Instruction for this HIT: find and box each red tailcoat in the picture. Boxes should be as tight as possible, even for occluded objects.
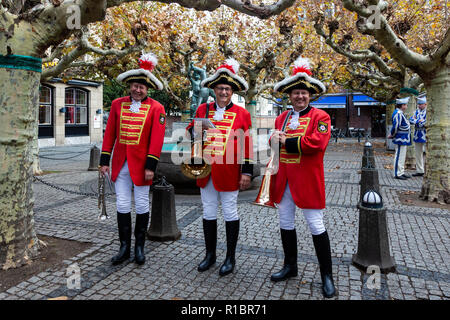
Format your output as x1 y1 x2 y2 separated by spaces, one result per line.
101 96 166 186
271 106 331 209
186 102 253 192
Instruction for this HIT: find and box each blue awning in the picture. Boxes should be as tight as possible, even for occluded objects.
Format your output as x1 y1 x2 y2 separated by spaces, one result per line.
310 95 346 109
352 94 384 106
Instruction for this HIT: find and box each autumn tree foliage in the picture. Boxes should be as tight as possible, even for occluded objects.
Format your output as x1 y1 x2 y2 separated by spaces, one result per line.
39 2 351 122
302 0 450 203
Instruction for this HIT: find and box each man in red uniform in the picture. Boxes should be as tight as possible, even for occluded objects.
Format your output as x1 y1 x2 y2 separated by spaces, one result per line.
270 57 335 298
186 58 253 276
100 53 166 266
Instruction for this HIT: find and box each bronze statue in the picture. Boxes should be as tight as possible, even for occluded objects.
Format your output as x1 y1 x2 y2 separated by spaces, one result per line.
188 62 216 118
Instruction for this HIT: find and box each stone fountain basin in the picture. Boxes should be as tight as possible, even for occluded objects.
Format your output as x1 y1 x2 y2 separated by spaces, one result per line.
157 139 268 194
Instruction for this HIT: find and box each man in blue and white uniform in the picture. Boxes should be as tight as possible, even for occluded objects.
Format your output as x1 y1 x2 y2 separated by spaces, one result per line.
409 96 427 177
388 97 412 180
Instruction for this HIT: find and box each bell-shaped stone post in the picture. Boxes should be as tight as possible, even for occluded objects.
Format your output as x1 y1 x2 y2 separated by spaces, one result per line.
147 176 181 241
352 189 396 273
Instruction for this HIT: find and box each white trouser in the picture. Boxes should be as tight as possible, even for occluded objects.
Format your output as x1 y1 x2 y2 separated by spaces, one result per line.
414 142 425 174
200 178 239 222
394 144 407 177
278 184 326 235
115 161 150 214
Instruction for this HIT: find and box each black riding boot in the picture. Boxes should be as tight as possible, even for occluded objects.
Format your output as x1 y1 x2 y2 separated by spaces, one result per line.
198 219 217 272
134 212 150 265
312 230 336 298
219 219 239 276
111 212 131 265
271 228 298 282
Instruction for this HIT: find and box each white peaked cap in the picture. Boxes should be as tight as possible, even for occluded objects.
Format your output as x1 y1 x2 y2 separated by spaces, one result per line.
396 97 410 105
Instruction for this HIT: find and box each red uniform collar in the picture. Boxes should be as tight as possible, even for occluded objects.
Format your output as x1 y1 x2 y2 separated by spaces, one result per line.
291 105 311 117
127 96 150 103
214 101 234 111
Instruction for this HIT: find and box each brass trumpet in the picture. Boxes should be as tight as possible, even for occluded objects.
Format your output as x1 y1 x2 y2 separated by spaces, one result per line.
97 169 110 220
253 110 292 209
180 121 212 179
252 148 278 208
180 137 211 179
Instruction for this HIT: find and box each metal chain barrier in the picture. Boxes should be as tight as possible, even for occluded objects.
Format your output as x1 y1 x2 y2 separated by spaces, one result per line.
38 148 92 160
33 175 115 197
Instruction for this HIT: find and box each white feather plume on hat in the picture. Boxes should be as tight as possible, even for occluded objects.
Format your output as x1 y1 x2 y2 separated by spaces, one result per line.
274 56 325 94
138 53 158 71
224 58 240 74
116 52 163 90
201 57 248 92
292 57 312 74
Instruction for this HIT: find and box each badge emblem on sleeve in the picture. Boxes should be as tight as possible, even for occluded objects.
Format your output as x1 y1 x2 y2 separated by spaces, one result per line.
318 121 328 133
159 113 166 125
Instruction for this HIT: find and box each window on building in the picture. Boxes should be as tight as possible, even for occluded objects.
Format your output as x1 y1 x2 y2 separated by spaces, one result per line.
39 86 52 125
65 88 88 125
268 110 271 116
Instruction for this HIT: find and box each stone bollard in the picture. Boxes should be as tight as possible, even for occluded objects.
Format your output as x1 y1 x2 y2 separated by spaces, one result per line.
352 190 396 273
361 141 376 169
88 145 100 171
360 141 380 202
147 176 181 241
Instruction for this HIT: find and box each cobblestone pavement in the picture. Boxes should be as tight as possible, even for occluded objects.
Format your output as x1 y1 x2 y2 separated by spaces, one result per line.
1 139 449 302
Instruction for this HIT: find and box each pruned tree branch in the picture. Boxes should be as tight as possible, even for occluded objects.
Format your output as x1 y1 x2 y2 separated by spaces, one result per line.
347 63 400 90
219 25 290 103
5 0 107 56
408 75 423 89
260 94 279 105
106 0 296 19
153 67 185 107
41 25 146 81
341 0 435 73
431 26 450 62
6 0 295 57
107 0 220 11
336 75 399 102
223 0 296 19
256 82 276 95
314 14 404 81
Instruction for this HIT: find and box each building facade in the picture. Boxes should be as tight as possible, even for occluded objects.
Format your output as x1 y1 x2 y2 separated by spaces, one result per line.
38 79 104 147
267 92 386 138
